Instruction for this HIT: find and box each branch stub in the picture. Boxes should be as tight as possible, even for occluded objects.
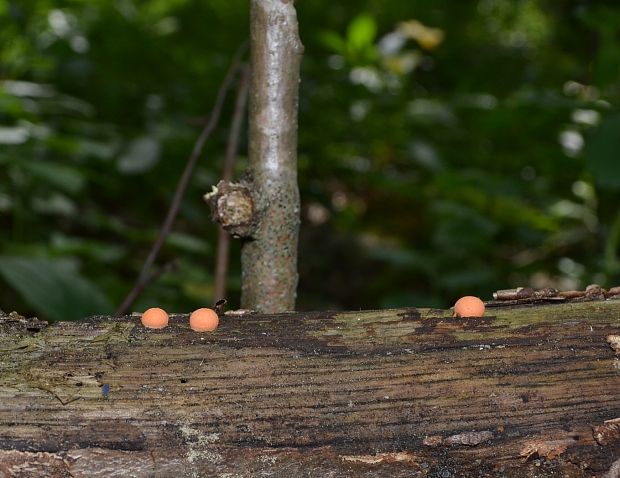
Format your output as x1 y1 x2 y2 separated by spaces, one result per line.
204 180 256 238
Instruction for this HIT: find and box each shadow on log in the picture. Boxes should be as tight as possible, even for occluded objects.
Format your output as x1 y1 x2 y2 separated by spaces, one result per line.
0 301 619 477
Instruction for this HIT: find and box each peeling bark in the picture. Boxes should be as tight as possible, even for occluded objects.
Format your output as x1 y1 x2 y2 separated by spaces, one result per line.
241 0 303 312
1 301 619 477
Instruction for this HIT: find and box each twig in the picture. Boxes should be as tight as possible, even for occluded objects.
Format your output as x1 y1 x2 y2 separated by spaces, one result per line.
214 64 250 302
116 43 248 316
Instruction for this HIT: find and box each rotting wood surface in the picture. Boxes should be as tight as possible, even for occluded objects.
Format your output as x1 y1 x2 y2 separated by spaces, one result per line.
0 301 619 478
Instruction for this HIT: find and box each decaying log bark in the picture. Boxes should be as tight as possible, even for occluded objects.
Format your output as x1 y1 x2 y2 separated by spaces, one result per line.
1 301 619 477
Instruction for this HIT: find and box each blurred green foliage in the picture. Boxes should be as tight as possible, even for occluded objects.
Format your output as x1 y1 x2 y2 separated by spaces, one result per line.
1 0 619 320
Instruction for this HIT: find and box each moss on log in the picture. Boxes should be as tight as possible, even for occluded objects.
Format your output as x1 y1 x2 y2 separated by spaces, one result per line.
0 301 619 477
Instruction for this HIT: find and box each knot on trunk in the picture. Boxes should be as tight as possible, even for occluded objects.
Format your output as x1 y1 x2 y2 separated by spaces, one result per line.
204 180 256 238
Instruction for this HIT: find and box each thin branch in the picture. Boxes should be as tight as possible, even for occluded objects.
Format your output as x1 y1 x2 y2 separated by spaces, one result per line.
242 0 302 312
116 43 248 316
117 258 175 311
214 64 250 301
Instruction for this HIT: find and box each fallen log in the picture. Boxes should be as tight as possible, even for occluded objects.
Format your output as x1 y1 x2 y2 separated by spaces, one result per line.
0 300 619 477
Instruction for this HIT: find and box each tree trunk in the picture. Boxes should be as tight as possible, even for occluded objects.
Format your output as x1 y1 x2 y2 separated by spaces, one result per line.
1 300 619 477
241 0 303 313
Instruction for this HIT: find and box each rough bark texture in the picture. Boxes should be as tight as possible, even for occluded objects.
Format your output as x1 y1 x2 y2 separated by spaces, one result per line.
1 301 619 477
241 0 303 313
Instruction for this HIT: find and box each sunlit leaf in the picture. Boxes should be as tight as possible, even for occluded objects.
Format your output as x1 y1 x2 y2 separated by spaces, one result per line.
347 14 377 52
117 136 160 174
0 80 55 98
407 99 457 126
54 94 95 116
31 193 78 217
382 51 422 75
77 139 118 160
408 140 443 172
0 256 113 321
397 20 444 50
0 125 29 144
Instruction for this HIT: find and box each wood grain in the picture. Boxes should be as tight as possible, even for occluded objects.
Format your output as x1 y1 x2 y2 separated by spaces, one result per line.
0 301 619 477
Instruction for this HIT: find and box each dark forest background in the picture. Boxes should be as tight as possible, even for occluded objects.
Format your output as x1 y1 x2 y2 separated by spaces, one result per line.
1 0 619 321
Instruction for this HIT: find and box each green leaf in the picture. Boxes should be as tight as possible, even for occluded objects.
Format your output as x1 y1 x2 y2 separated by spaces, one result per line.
77 139 118 160
50 233 125 262
31 192 78 217
0 80 55 98
585 113 620 190
117 136 160 174
347 14 377 52
0 256 113 321
319 31 347 54
22 161 86 194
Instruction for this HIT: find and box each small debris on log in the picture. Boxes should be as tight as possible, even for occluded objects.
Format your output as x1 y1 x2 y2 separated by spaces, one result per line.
519 439 574 461
493 287 535 300
443 430 494 446
608 286 620 297
586 283 606 299
422 435 444 447
340 451 419 465
489 283 620 306
592 420 620 446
